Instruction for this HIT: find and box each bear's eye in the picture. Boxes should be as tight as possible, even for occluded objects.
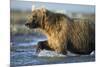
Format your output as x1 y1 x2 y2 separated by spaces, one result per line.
33 16 37 19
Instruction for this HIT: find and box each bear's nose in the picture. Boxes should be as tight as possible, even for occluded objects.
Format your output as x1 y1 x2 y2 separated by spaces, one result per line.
25 23 29 26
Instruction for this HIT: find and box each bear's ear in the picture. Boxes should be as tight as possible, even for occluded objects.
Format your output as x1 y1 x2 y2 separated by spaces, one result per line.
41 7 46 13
38 5 46 13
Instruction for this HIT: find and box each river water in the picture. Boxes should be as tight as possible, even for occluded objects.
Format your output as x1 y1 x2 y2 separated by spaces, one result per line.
10 35 95 67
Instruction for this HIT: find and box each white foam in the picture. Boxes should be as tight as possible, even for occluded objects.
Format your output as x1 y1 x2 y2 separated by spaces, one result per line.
90 51 95 55
37 50 91 57
38 50 66 57
67 51 79 56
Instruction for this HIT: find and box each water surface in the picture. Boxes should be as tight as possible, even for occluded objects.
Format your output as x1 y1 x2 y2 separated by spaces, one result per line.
10 35 95 66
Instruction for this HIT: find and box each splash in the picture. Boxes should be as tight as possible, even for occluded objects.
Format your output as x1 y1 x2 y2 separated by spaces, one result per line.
38 50 66 57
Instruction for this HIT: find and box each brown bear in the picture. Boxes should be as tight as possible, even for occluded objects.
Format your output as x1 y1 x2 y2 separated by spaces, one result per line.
25 8 95 55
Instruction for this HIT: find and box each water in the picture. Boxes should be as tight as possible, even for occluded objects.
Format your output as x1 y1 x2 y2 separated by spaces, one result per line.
10 35 95 66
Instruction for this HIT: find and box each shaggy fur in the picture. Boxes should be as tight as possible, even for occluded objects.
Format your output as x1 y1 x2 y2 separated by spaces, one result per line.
25 8 95 55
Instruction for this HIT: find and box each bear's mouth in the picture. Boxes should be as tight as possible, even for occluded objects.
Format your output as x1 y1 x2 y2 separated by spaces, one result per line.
25 22 39 29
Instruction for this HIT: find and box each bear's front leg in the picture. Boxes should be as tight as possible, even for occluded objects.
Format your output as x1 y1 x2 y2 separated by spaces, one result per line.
36 40 52 53
55 47 67 55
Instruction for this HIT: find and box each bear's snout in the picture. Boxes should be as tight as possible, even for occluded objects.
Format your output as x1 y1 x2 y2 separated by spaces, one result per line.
25 22 40 29
25 23 33 28
25 23 29 26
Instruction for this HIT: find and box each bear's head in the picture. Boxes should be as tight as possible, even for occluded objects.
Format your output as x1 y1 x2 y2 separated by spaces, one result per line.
25 8 47 29
25 8 67 35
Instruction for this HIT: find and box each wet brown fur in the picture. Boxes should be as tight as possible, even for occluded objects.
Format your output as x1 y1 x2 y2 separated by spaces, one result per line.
25 8 95 55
